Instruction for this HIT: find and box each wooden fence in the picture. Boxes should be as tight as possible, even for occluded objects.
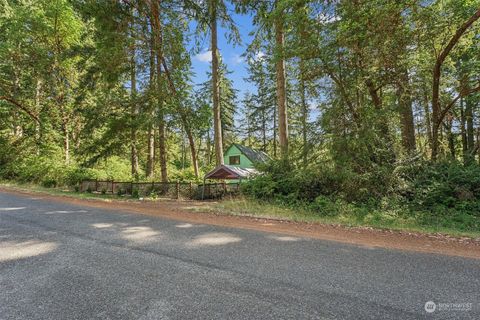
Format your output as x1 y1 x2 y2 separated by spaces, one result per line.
79 179 240 200
195 182 241 200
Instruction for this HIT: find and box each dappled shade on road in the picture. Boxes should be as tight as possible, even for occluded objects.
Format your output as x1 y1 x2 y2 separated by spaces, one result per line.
0 240 57 262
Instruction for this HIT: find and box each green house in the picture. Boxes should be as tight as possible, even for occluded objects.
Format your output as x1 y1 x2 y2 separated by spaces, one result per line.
204 144 270 181
223 144 270 169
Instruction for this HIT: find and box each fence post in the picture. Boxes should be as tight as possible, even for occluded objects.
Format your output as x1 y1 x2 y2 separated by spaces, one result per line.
176 181 180 199
95 179 99 192
130 181 133 195
111 180 114 194
189 182 192 197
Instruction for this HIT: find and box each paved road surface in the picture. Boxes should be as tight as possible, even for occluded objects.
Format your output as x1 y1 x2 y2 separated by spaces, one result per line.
0 191 479 319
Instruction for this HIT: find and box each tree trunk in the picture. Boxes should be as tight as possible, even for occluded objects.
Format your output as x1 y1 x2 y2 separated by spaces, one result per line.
206 128 212 165
274 8 289 159
273 104 277 158
365 79 389 137
146 23 155 178
465 96 475 164
161 73 199 179
477 128 480 165
423 91 433 152
262 107 267 151
397 71 416 154
157 116 168 182
187 130 199 177
34 78 42 152
151 1 168 182
146 126 155 178
259 70 267 152
62 116 70 165
431 8 480 161
460 97 468 163
446 114 455 159
210 0 224 166
300 59 308 167
157 50 199 178
365 78 395 164
129 18 139 178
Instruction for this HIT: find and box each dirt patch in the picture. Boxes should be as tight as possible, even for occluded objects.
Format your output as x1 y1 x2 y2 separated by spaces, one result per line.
2 186 480 259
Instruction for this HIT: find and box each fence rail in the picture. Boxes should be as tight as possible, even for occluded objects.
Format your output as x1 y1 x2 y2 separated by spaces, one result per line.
79 179 240 200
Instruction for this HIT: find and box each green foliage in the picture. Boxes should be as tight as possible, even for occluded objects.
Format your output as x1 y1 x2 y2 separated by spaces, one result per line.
243 160 396 203
243 159 480 233
1 148 72 187
399 161 480 215
0 148 134 187
169 167 202 183
42 179 58 188
90 157 133 181
131 188 139 199
198 59 238 146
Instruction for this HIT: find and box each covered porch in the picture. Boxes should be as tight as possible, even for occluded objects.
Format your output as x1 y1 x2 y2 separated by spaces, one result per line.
201 165 258 199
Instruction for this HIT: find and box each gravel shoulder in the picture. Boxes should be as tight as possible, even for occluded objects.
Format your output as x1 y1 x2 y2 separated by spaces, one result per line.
1 186 479 259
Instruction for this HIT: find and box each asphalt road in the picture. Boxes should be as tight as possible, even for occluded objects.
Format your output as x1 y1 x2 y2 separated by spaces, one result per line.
0 191 479 320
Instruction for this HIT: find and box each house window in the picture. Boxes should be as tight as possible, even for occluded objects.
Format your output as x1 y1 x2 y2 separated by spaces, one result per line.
229 155 240 165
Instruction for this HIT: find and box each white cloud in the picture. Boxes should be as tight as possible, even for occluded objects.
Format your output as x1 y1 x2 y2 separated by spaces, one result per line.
247 51 266 65
230 53 244 65
194 50 212 63
255 51 266 61
317 12 340 24
308 101 317 111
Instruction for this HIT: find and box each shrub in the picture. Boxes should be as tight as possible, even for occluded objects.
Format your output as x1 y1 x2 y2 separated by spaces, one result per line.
398 161 480 215
309 196 340 216
93 156 134 181
132 188 140 198
42 179 57 188
169 167 203 183
243 160 396 204
65 167 97 186
243 159 480 224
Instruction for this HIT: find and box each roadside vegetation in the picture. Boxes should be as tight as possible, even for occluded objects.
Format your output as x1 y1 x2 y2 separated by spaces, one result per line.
3 159 480 238
218 161 480 238
205 198 480 239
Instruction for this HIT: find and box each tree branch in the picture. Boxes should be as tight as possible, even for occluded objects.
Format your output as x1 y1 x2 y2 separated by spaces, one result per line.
0 96 40 124
432 8 480 126
160 57 178 96
438 83 480 129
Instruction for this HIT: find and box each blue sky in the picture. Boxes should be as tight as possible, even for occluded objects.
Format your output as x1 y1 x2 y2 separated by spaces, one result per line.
188 8 256 100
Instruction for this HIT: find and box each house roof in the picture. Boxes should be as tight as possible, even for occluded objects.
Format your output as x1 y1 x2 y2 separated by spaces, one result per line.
205 165 258 180
229 144 270 164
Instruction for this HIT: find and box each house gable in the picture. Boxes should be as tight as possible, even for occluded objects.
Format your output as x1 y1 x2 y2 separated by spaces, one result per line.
224 144 254 168
223 144 271 168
